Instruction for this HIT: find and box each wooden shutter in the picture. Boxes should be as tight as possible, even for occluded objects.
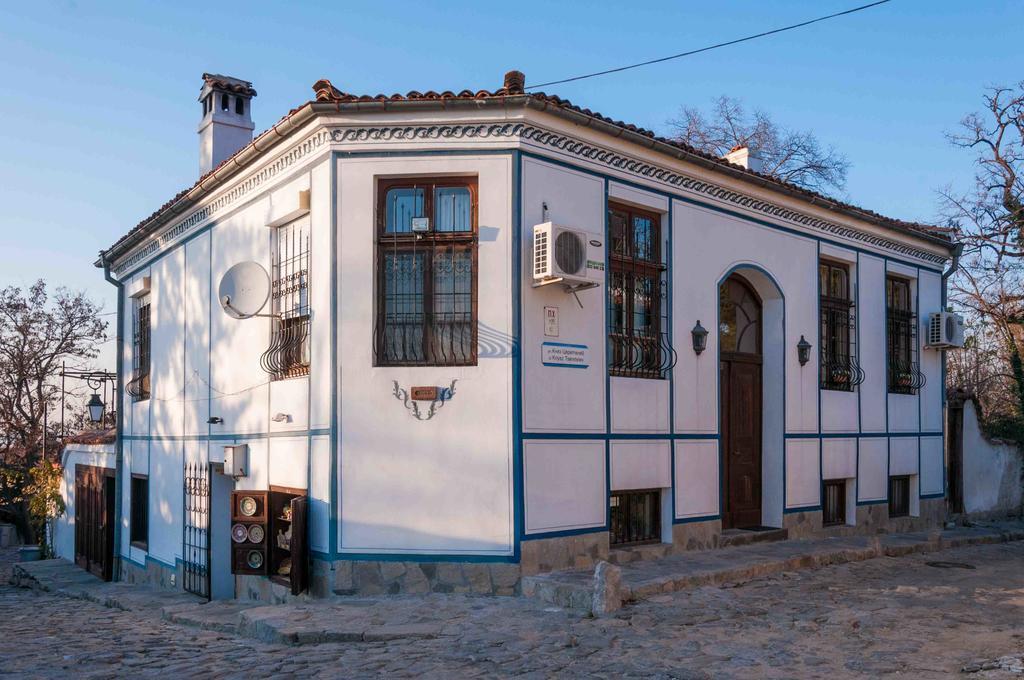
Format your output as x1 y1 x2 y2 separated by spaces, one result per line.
289 496 309 595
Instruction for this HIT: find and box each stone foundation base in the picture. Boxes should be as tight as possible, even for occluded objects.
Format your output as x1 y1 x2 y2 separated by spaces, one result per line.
310 559 522 597
120 556 179 591
520 531 608 576
783 510 824 539
671 519 721 551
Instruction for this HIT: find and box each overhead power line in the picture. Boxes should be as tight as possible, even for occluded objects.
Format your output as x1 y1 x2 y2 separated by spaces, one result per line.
526 0 893 90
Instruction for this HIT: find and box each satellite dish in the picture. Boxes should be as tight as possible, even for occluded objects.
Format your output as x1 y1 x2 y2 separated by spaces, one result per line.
218 262 270 319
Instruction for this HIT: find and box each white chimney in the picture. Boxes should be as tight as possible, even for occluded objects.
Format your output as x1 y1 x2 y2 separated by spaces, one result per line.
724 146 764 174
197 73 256 175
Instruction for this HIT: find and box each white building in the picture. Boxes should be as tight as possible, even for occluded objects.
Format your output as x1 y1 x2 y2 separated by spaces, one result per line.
60 71 959 600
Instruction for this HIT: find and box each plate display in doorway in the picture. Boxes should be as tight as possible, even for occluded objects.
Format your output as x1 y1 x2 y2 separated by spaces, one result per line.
239 496 258 517
247 524 265 544
231 523 248 543
246 550 264 570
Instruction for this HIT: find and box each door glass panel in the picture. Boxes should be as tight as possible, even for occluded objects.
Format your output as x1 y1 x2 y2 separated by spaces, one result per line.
719 277 761 355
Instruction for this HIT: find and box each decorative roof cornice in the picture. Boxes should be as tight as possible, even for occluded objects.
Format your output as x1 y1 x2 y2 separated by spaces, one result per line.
110 120 947 275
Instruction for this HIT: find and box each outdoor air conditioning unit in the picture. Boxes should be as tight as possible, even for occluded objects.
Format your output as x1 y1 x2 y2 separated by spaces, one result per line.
925 311 965 349
532 222 601 290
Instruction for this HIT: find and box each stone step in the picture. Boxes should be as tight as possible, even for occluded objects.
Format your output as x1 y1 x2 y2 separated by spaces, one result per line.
520 524 1024 616
607 542 673 565
719 527 789 549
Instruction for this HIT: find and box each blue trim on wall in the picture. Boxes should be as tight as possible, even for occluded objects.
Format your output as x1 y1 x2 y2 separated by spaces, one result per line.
856 498 888 507
523 526 607 542
673 513 721 525
784 505 821 514
123 428 331 442
329 152 340 556
314 551 517 563
511 150 524 560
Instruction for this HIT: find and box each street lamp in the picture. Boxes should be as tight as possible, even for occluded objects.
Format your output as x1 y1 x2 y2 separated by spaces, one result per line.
87 393 105 425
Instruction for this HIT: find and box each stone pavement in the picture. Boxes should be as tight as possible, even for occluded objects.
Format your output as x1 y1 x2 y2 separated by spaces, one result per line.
523 521 1024 614
4 535 1024 677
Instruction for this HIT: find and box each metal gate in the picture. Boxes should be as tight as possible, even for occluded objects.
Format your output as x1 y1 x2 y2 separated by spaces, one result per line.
183 461 211 600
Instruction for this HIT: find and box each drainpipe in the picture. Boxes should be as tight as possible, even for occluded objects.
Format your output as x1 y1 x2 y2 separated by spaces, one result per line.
102 256 125 580
941 241 963 293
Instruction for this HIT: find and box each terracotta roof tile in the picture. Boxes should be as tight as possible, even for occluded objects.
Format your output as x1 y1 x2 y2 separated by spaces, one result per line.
63 428 117 445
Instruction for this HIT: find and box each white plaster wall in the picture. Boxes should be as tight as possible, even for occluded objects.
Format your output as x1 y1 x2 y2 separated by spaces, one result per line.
268 436 308 490
521 157 606 434
55 446 115 563
524 440 606 534
183 233 212 435
150 248 186 437
337 155 513 554
309 435 331 554
610 440 671 491
610 378 670 433
858 255 887 432
961 402 1020 513
673 439 719 519
148 439 183 566
918 270 944 432
920 435 945 497
889 437 919 476
858 437 888 502
822 438 856 480
671 201 819 435
785 438 820 508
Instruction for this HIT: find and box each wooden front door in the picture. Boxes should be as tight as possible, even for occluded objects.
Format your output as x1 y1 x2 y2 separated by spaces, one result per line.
719 275 763 529
74 465 115 580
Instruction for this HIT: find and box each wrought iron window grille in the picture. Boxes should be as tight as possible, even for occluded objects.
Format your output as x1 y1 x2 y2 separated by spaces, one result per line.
262 219 310 380
822 479 846 526
610 489 662 546
607 204 676 379
373 177 478 367
886 278 925 395
889 475 910 518
819 297 865 391
126 297 151 401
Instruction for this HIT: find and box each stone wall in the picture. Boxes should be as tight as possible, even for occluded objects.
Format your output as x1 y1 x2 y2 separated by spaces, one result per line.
309 559 522 597
783 510 823 539
520 531 609 577
671 519 721 551
120 556 179 591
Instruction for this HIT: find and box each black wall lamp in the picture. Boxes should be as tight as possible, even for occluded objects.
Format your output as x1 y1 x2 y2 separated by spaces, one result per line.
797 335 812 366
691 321 708 355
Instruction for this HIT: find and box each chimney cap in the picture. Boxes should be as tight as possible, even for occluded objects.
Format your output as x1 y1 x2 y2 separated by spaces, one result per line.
503 70 525 94
200 73 257 99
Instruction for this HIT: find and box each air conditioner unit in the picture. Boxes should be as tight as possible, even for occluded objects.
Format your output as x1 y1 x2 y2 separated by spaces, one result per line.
532 222 601 290
925 311 964 349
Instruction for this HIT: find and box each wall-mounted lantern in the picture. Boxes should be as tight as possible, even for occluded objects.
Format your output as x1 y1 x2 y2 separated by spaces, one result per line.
797 335 812 366
691 321 708 355
86 393 105 425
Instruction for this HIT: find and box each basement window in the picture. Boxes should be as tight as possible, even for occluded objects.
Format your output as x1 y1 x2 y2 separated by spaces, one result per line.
130 475 148 550
822 479 846 526
889 475 910 518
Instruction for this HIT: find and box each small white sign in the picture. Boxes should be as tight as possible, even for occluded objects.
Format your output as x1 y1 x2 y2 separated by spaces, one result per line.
542 342 589 369
411 217 430 232
543 306 559 337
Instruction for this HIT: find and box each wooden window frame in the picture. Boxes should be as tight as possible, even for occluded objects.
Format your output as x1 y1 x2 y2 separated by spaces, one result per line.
129 473 148 550
607 202 668 379
374 176 479 367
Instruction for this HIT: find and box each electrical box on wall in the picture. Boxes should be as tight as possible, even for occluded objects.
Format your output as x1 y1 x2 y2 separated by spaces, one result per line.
223 444 249 478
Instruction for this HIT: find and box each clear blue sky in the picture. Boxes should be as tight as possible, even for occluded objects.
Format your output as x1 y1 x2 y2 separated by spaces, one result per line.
1 0 1020 370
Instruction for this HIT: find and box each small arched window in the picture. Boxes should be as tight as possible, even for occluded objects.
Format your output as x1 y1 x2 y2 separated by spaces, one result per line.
234 96 244 115
221 93 229 111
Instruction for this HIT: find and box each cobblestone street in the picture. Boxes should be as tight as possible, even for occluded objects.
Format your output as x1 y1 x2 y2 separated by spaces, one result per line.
3 541 1024 678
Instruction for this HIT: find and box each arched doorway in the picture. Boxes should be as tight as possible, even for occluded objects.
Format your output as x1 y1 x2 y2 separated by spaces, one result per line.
719 275 763 529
